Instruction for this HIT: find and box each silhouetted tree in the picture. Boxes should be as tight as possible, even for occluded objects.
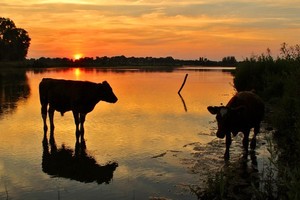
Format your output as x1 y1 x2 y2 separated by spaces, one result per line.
0 17 31 61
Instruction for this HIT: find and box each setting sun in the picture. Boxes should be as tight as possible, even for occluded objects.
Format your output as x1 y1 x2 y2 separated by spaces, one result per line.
73 53 83 60
3 0 299 60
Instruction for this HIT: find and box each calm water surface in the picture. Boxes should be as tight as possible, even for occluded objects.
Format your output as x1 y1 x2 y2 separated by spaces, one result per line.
0 67 235 200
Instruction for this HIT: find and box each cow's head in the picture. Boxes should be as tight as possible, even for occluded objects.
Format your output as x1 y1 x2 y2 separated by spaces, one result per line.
207 106 244 138
98 81 118 103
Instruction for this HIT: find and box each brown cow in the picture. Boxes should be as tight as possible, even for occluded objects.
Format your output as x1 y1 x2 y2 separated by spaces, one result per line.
207 91 264 160
39 78 118 143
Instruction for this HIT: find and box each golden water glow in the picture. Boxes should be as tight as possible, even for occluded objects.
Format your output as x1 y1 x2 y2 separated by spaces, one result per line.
1 68 235 173
0 68 236 199
74 68 81 78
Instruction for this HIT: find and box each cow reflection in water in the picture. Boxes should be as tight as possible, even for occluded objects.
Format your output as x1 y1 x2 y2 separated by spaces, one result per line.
42 135 118 184
221 151 260 198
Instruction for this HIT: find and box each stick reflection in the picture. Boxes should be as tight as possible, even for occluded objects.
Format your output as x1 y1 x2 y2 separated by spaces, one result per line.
178 93 188 112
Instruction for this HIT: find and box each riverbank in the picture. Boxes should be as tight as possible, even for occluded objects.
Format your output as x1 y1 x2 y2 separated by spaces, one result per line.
178 122 276 199
180 44 300 199
232 44 300 199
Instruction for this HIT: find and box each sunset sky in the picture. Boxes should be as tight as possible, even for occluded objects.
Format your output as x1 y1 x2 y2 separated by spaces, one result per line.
1 0 300 60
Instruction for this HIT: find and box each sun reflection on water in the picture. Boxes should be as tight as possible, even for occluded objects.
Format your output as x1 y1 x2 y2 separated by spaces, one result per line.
0 67 235 200
74 68 81 79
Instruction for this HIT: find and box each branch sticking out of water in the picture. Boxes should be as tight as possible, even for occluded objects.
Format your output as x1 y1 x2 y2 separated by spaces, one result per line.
178 74 188 94
178 74 189 112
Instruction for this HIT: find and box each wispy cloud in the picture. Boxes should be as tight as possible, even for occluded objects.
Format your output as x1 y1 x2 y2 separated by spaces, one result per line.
1 0 300 59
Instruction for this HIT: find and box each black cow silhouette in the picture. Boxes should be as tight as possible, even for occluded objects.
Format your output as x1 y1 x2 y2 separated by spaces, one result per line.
39 78 118 143
208 91 264 160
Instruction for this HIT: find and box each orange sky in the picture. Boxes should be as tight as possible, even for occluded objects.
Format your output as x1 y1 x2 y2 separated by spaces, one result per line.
1 0 300 60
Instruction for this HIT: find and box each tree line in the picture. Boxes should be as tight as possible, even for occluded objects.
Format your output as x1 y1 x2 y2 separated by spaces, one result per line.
28 55 237 68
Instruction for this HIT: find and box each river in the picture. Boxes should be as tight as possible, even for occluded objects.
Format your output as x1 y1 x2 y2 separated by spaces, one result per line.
0 66 271 199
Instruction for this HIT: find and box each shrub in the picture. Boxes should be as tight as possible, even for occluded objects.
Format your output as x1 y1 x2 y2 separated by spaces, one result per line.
233 43 300 199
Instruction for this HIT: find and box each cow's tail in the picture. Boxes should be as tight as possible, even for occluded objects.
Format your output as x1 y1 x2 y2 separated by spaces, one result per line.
39 79 47 105
39 79 49 116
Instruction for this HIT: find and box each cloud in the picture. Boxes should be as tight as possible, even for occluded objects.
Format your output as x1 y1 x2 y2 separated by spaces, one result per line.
1 0 300 59
2 1 299 28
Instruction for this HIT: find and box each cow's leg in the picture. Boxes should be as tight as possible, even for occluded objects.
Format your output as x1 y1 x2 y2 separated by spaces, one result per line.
73 111 80 143
79 113 86 143
41 104 48 133
242 129 250 155
251 125 260 150
48 106 55 134
224 134 232 160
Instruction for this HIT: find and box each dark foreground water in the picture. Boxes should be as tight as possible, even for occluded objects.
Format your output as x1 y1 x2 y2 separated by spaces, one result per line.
0 66 271 199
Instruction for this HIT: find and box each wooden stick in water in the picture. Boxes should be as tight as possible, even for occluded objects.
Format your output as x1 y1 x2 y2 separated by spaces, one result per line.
178 73 188 94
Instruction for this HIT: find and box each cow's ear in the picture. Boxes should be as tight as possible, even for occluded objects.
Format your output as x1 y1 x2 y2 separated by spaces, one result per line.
207 106 220 115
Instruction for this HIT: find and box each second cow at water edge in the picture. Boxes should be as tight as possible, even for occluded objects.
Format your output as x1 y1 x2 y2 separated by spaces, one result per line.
207 91 265 160
39 78 118 143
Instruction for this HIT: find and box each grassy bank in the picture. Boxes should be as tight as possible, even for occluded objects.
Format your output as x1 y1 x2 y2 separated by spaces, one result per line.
233 43 300 199
234 44 300 157
193 43 300 199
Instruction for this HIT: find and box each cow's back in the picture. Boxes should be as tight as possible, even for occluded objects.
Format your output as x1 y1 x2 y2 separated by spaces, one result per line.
227 91 264 126
39 78 99 114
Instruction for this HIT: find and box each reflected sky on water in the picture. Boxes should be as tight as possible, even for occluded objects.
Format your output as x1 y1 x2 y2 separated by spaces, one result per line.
0 67 234 200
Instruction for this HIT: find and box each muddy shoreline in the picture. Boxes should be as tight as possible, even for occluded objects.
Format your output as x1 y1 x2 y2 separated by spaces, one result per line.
151 123 276 199
183 123 276 199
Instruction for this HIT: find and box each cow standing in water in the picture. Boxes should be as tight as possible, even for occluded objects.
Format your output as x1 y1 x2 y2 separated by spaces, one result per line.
39 78 118 143
207 91 264 160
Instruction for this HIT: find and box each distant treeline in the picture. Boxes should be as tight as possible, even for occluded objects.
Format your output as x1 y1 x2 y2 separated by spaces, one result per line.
20 55 237 68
